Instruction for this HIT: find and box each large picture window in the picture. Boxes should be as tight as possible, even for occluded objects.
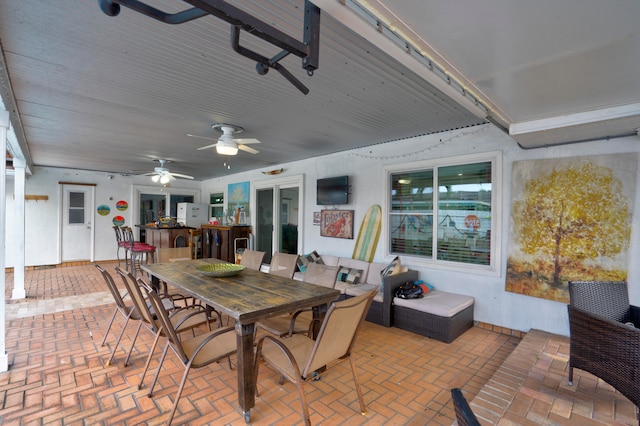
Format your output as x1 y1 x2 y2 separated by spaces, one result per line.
388 153 498 270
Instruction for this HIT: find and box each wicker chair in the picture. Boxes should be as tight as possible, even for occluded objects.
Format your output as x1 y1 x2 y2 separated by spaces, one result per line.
567 280 640 424
451 388 480 426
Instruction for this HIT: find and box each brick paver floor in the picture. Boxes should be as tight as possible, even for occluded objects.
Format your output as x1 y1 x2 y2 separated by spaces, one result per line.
2 263 635 425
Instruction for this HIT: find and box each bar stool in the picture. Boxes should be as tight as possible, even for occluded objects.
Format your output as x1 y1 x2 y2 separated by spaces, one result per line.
113 226 128 267
121 226 156 276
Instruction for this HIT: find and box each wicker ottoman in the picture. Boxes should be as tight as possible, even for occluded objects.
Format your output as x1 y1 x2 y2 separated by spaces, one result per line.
393 290 474 343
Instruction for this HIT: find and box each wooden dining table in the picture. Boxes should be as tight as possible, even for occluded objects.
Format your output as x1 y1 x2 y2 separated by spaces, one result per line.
141 258 340 423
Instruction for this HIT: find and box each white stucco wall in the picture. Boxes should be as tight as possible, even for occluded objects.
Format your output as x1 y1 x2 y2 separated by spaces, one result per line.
4 168 201 266
5 123 640 337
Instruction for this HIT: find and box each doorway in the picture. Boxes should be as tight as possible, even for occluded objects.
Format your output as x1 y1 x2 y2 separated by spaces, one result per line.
253 175 303 263
61 184 95 262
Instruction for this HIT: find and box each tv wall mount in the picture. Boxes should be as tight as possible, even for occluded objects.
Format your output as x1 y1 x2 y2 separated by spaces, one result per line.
98 0 320 95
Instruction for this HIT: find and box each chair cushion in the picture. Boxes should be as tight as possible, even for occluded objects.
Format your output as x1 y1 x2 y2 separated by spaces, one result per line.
394 290 474 318
344 283 380 298
367 263 387 286
303 263 338 288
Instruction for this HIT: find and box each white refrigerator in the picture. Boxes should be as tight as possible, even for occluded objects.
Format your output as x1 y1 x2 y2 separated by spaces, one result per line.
177 203 209 228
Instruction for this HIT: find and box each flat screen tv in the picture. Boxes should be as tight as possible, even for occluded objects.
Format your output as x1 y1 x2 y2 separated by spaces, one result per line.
317 175 349 205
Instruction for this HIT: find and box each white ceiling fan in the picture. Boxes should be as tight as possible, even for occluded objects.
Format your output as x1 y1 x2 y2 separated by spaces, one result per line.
189 123 261 155
141 159 194 184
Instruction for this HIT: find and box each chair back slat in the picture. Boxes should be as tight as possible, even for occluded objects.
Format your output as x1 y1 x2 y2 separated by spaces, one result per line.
302 290 375 376
569 281 630 322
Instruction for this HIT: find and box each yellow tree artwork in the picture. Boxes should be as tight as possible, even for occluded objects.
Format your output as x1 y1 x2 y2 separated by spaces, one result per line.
506 154 636 303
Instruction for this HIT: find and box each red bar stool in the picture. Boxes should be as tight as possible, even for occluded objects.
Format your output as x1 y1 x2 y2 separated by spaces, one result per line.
113 226 128 267
121 226 156 276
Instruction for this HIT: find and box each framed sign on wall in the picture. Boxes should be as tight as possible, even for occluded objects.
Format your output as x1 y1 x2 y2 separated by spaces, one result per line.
320 209 354 239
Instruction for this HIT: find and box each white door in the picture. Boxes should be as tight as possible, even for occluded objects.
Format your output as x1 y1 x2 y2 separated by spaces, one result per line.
62 184 94 262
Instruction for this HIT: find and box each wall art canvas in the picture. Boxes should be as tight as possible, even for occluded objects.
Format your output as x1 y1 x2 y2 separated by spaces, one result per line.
228 181 250 207
320 209 354 239
506 153 636 303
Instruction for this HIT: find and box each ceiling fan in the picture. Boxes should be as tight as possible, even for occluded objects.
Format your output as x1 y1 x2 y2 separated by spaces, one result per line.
189 124 261 155
141 159 194 184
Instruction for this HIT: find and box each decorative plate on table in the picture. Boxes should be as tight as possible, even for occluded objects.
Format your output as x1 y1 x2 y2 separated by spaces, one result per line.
196 263 245 277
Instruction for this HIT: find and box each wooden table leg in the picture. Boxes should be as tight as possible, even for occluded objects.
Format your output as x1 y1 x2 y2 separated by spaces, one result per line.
235 321 255 423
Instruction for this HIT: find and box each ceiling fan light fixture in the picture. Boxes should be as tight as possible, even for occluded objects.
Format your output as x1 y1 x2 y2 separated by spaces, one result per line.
160 174 171 184
216 140 239 155
151 174 160 182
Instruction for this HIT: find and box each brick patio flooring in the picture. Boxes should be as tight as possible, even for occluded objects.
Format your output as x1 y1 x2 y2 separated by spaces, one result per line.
1 263 636 425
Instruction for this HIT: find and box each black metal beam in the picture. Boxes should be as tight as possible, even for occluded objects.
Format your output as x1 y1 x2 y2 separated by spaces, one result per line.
97 0 320 93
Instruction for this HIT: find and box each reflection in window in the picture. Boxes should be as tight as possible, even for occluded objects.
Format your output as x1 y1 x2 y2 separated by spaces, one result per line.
389 161 492 266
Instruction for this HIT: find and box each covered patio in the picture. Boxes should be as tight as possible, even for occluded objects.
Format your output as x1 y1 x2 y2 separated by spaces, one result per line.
1 264 635 425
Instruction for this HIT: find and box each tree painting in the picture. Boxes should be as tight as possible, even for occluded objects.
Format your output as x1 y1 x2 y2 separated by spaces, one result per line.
506 154 636 303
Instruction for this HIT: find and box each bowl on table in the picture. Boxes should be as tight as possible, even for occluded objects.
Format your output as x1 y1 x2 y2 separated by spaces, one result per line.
196 263 245 277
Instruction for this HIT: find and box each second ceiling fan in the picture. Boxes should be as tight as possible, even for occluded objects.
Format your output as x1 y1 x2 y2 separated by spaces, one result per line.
190 124 261 155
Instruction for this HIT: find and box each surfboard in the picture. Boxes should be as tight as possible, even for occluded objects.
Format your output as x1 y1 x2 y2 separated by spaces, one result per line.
352 204 382 262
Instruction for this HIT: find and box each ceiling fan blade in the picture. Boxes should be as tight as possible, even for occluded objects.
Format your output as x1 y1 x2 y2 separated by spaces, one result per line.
140 172 157 176
197 142 219 150
170 173 195 180
233 138 260 145
187 133 218 141
238 144 260 154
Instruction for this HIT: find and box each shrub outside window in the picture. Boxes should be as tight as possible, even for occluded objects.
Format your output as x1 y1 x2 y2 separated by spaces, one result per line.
388 156 495 268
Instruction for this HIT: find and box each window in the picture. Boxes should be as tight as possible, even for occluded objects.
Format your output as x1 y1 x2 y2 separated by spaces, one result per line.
387 153 498 270
210 192 224 219
68 191 85 224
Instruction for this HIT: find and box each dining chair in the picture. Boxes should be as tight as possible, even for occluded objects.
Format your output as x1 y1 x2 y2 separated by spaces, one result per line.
143 282 237 425
256 263 339 337
239 249 266 271
154 247 199 306
268 252 299 278
95 264 142 366
254 289 376 426
450 388 481 426
114 267 220 380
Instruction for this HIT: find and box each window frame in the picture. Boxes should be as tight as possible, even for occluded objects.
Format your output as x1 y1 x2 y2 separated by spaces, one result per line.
383 151 502 276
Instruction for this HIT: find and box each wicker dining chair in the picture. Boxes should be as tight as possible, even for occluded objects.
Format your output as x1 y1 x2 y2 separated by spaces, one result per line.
451 388 480 426
254 290 376 426
567 280 640 425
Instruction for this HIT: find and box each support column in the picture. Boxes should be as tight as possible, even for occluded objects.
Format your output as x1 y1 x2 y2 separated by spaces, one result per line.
0 110 10 371
11 157 26 299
